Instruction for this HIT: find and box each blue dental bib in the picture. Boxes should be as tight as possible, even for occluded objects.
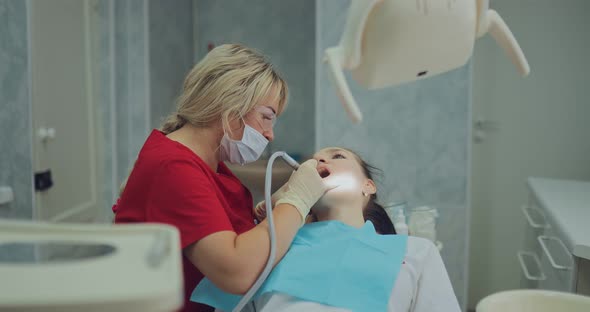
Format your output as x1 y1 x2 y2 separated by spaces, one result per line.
191 221 407 312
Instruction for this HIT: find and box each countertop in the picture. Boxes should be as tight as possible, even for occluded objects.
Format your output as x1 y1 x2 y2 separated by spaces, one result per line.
527 177 590 260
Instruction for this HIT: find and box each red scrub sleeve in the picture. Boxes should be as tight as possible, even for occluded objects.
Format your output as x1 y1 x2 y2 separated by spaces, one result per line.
146 159 234 249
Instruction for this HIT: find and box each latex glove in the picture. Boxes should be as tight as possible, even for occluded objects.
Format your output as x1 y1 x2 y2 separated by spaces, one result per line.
253 178 291 222
274 159 328 225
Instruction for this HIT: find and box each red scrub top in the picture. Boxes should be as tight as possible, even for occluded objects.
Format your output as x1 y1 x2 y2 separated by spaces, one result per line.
113 130 255 312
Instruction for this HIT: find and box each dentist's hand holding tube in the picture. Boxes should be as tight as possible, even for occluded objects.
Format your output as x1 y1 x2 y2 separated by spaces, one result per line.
253 178 290 222
258 159 330 225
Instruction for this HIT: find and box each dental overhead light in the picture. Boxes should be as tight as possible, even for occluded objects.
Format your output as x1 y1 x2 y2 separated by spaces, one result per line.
325 0 530 123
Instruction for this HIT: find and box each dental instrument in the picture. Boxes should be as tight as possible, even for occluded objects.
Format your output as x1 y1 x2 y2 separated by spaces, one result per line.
325 0 530 123
231 151 299 312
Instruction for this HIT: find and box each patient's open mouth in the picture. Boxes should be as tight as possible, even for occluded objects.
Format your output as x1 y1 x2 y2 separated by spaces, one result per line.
318 167 331 178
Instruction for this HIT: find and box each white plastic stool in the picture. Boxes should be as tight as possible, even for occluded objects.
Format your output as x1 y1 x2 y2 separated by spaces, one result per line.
476 290 590 312
0 220 183 312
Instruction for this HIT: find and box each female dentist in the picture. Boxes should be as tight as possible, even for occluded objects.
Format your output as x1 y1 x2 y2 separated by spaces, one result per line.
112 44 329 312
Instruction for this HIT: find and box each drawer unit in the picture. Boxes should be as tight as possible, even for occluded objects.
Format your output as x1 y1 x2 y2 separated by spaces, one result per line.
518 178 587 294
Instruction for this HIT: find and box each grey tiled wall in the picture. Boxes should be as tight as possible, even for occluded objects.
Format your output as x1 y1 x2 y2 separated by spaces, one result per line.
95 0 194 211
0 0 34 261
0 0 34 220
93 0 151 212
113 0 150 187
149 0 194 129
93 0 115 213
316 1 471 308
194 0 316 157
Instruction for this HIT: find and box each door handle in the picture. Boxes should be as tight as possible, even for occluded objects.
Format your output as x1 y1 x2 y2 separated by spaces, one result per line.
474 118 499 131
37 127 56 143
473 118 499 143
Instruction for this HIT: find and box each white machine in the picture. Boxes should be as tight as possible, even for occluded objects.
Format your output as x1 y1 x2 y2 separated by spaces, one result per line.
0 221 183 312
325 0 530 123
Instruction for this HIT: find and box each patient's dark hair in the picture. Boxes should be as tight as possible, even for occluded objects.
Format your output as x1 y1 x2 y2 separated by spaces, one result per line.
345 149 396 235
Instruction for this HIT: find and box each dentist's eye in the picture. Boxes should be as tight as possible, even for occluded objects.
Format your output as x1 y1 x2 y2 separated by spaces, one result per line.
333 153 346 159
262 113 276 121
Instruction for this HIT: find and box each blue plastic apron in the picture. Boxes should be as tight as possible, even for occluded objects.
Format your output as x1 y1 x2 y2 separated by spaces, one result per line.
191 221 407 312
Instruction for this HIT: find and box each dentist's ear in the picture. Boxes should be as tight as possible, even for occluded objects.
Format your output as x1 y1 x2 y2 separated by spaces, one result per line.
362 179 377 196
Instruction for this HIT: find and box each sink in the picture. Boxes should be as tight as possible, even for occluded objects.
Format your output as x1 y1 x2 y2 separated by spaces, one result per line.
0 221 184 312
0 242 116 263
226 159 296 201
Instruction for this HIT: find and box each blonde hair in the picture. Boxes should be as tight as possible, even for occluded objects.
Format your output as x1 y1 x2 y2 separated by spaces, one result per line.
117 44 287 198
160 44 288 135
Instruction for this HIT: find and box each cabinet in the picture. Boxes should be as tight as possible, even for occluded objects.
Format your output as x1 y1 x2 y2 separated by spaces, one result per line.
518 178 590 294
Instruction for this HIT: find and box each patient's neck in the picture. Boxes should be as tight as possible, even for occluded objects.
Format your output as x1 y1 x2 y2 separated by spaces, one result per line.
314 203 365 229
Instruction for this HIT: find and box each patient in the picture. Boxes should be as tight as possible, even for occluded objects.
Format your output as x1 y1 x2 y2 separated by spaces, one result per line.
193 147 461 312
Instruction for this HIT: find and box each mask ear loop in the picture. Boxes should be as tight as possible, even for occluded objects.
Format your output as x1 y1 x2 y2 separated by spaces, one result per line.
216 115 245 160
226 116 250 142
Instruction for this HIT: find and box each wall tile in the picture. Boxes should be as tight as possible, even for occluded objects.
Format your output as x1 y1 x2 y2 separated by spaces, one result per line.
96 0 195 211
0 0 34 260
149 0 193 129
89 0 116 215
195 0 316 157
113 0 149 184
0 0 33 221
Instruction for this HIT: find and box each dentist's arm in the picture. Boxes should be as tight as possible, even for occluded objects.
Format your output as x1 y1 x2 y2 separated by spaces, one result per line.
184 160 325 295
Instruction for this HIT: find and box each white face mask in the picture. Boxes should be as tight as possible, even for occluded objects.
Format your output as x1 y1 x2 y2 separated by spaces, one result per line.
220 124 269 165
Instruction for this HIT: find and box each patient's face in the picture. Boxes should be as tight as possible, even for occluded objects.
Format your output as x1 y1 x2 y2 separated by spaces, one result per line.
312 147 366 198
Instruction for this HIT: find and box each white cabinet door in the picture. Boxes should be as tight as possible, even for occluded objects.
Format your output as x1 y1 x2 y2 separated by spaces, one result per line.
30 0 104 222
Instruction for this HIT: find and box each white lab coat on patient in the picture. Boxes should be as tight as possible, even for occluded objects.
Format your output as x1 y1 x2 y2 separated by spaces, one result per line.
235 236 460 312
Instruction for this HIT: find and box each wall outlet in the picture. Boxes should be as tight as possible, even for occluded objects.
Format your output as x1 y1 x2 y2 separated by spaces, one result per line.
0 186 14 205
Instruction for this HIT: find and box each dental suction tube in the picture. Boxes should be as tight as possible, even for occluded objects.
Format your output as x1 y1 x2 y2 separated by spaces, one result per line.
232 152 299 312
280 153 300 170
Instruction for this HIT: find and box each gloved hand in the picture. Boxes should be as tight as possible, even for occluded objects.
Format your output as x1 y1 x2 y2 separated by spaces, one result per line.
253 176 291 222
274 159 328 225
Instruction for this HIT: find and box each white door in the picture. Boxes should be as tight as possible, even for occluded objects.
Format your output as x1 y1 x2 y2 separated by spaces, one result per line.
30 0 104 223
469 0 590 308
